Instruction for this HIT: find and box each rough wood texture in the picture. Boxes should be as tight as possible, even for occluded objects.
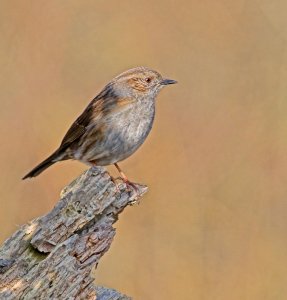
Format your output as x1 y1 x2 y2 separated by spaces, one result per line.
0 167 146 299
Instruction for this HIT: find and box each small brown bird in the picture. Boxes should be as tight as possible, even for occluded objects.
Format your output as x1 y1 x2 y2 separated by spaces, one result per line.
23 67 176 186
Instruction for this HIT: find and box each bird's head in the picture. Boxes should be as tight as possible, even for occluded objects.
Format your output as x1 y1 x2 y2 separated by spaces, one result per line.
112 67 177 99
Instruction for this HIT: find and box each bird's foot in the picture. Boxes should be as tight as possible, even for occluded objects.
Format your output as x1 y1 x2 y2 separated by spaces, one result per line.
123 179 141 205
111 176 140 204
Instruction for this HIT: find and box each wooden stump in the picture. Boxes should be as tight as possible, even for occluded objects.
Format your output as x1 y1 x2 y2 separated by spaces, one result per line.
0 167 147 299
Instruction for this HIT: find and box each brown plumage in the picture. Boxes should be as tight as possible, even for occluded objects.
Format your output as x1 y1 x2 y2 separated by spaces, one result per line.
23 67 176 184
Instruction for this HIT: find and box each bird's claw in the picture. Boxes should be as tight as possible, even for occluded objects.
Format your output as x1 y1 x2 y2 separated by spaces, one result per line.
111 176 140 203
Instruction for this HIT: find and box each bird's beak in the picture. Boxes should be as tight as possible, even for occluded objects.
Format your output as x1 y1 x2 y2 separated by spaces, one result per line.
161 78 177 85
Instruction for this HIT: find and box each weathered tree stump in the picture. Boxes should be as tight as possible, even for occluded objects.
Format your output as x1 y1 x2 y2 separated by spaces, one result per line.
0 167 147 299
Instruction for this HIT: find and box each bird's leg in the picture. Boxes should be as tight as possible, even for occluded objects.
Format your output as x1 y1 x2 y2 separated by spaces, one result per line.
114 163 129 182
114 163 139 194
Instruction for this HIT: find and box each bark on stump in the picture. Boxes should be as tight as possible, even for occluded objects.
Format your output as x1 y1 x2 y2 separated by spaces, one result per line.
0 167 147 299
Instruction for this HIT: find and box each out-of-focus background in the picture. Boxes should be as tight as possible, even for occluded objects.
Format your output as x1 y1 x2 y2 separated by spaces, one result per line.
1 1 287 299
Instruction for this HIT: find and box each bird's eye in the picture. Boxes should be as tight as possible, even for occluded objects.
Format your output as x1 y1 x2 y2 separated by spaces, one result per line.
145 77 152 83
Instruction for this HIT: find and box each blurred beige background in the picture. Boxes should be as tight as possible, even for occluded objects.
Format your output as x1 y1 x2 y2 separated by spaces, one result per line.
1 1 287 299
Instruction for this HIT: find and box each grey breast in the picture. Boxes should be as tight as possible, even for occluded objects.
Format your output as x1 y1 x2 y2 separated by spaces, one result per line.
80 99 155 166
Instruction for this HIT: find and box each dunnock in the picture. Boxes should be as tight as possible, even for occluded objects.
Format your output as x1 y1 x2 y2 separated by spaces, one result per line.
23 67 176 186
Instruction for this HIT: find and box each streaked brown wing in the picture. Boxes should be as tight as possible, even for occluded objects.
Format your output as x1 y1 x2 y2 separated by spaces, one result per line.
59 102 94 149
59 84 116 150
58 83 132 151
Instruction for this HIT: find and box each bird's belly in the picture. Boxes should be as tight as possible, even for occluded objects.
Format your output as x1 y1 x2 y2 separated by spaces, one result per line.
75 105 155 166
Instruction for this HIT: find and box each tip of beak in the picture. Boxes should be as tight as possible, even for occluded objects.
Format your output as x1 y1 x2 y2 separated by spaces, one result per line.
161 79 177 85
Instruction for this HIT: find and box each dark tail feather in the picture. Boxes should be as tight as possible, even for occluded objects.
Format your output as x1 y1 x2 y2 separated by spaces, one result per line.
22 150 61 180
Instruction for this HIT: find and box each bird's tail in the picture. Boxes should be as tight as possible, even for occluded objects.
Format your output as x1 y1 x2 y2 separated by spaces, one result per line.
22 150 62 180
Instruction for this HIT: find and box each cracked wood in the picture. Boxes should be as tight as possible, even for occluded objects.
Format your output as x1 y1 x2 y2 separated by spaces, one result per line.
0 167 147 299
